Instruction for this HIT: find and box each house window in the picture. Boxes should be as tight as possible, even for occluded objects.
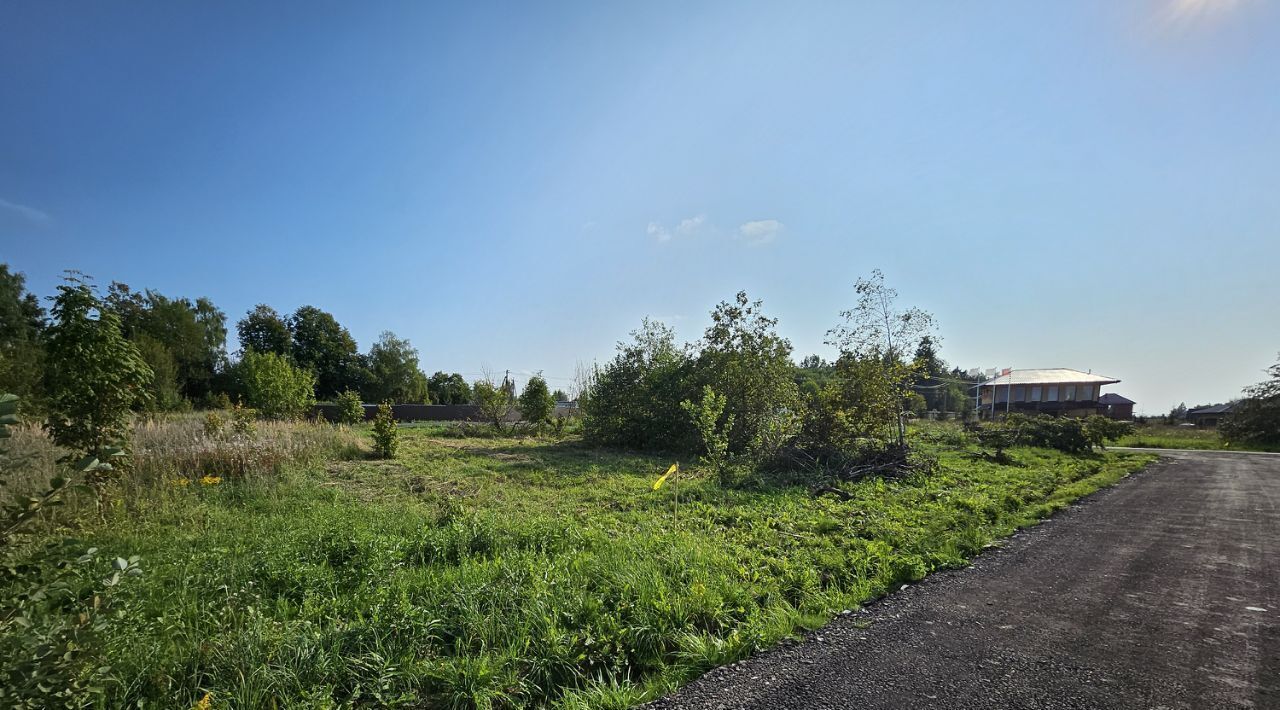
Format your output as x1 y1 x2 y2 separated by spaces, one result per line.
1081 385 1093 401
1047 386 1059 402
1014 386 1025 402
1065 385 1076 401
1031 386 1041 402
996 386 1008 403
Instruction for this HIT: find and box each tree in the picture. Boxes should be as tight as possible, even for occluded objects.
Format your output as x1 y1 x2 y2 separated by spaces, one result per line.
289 306 363 399
518 374 555 425
1221 355 1280 445
428 371 471 405
43 275 153 471
364 331 428 403
913 336 943 378
581 319 696 451
234 350 316 420
551 389 569 403
826 270 935 445
472 378 513 428
104 283 227 402
1167 402 1188 423
237 304 291 357
133 335 184 412
693 292 800 459
0 265 45 402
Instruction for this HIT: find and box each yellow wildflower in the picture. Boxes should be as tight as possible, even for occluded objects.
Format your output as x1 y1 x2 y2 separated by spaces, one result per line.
193 692 212 710
200 476 222 485
172 479 192 487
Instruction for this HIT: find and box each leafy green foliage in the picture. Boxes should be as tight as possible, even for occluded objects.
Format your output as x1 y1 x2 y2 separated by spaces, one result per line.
693 292 800 459
581 319 697 452
236 303 292 357
104 282 227 402
517 374 555 426
428 371 472 405
334 389 365 425
1082 415 1134 450
133 334 184 411
826 270 935 445
43 277 153 472
680 386 733 483
473 379 514 429
1 393 142 709
371 401 399 458
1222 355 1280 446
0 265 45 404
234 350 316 420
364 331 428 404
289 305 365 400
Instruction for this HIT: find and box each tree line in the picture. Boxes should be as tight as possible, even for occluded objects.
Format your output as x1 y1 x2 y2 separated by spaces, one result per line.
0 264 483 416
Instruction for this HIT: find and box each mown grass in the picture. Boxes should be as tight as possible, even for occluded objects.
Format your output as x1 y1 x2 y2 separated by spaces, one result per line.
3 420 1154 708
1114 423 1279 452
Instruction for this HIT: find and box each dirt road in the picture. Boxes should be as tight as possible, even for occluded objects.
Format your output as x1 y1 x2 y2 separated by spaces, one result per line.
648 451 1279 709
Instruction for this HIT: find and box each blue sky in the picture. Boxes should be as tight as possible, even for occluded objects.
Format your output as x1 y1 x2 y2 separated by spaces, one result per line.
2 0 1277 413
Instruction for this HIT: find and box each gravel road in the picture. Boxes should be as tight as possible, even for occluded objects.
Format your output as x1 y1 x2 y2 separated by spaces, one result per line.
646 450 1279 709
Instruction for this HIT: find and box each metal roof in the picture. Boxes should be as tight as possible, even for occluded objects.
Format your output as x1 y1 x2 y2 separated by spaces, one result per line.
1097 393 1135 405
1188 403 1235 415
979 368 1120 387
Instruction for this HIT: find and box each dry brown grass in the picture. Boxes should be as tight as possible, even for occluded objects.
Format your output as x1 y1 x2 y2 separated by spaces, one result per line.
1 413 366 501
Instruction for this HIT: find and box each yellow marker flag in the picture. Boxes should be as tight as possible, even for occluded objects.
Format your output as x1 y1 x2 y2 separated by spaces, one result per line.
653 463 678 491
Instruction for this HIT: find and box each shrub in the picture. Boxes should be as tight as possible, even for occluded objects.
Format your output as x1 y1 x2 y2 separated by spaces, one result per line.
681 386 733 484
1082 415 1134 450
334 389 364 425
2 393 142 709
234 350 316 420
371 401 398 459
472 379 513 429
518 374 555 427
203 410 225 438
581 319 697 451
231 402 257 437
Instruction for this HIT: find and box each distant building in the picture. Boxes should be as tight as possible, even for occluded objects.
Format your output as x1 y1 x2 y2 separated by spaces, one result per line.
977 368 1121 419
1186 403 1235 428
1097 393 1135 420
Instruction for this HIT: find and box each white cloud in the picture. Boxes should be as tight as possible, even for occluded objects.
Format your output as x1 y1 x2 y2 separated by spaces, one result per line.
648 214 707 242
0 197 50 225
737 219 783 245
675 214 706 237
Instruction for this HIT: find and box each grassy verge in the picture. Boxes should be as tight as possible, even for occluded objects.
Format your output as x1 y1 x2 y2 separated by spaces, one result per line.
5 422 1154 708
1114 423 1279 452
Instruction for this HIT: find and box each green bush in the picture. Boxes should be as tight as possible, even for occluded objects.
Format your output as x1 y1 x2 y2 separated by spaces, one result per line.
334 389 365 425
371 401 398 458
234 350 316 420
1 393 142 709
581 319 696 452
681 386 733 484
518 375 555 427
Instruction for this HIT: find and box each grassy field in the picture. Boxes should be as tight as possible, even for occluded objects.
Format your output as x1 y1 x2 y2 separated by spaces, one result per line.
3 418 1154 709
1113 423 1279 452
